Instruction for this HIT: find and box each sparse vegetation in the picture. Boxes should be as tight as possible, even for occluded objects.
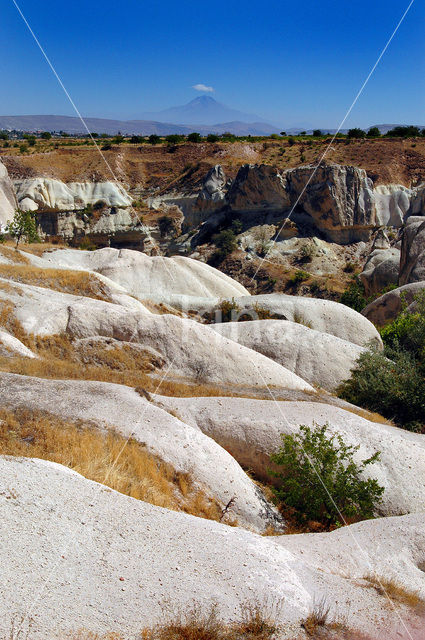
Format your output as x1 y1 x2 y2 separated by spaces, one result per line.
339 290 425 431
6 209 39 249
0 407 224 522
269 423 384 527
363 574 424 612
140 600 280 640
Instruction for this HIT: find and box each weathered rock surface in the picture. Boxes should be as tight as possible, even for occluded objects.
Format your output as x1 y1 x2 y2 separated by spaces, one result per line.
41 247 250 302
373 183 412 226
176 293 382 348
0 280 312 391
14 177 132 211
227 164 290 212
153 395 425 517
360 247 400 297
0 160 17 227
0 330 37 359
211 319 364 391
399 216 425 285
362 282 425 326
0 373 281 531
0 455 423 639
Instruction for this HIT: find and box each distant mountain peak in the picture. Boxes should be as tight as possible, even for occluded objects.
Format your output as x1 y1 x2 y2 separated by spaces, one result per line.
141 97 270 126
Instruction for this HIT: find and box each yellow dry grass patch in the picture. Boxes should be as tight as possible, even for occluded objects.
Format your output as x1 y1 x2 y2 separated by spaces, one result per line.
0 244 30 264
0 263 113 301
0 407 223 522
363 574 424 612
0 332 265 398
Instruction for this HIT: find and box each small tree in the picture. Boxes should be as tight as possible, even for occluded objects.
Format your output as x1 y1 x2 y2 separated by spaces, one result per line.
188 132 202 143
269 423 384 526
6 209 39 249
41 131 52 140
148 134 161 145
312 129 322 137
348 128 366 139
367 127 381 138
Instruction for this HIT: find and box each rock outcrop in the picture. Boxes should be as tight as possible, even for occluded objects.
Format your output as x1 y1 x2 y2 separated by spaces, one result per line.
399 216 425 285
373 184 412 226
211 319 364 391
1 455 423 639
41 247 250 302
15 177 132 211
226 164 290 212
0 160 16 228
362 282 425 326
174 293 382 348
0 373 281 531
360 247 400 297
0 278 312 391
154 395 425 518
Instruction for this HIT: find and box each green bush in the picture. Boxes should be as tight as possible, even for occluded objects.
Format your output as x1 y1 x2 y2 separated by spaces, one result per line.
206 134 219 143
188 132 202 143
269 423 384 526
287 270 310 288
148 134 161 145
338 291 425 431
367 127 381 138
339 277 367 311
212 229 237 255
348 128 366 139
41 131 51 140
6 209 39 248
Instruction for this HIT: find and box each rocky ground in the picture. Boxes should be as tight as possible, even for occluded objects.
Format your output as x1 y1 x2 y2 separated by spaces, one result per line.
0 144 424 639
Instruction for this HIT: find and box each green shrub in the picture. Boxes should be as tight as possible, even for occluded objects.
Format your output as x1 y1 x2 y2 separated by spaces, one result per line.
206 134 219 143
148 134 161 145
348 128 366 139
338 291 425 431
287 270 310 288
269 424 384 526
339 276 367 311
212 229 237 255
188 132 202 143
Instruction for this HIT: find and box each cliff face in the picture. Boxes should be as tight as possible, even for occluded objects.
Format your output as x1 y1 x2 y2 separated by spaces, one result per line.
190 163 416 243
0 160 17 227
3 160 423 251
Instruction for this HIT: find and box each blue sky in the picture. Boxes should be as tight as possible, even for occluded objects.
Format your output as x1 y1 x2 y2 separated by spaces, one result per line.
1 0 423 128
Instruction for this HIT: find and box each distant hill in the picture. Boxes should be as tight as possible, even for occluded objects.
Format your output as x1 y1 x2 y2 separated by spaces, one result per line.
141 96 269 125
0 114 280 136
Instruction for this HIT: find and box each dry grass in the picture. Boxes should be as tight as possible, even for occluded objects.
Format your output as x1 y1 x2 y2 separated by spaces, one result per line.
301 599 330 636
342 406 394 426
0 407 224 522
0 245 30 264
140 601 280 640
0 263 113 301
363 574 425 612
0 330 269 399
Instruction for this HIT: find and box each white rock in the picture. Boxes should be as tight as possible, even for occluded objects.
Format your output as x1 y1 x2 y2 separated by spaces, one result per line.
0 330 36 358
40 247 250 302
153 395 425 518
14 178 132 211
211 319 364 391
360 247 400 297
0 455 423 639
173 293 382 348
362 282 425 326
0 373 280 532
373 184 412 226
0 279 312 390
0 160 16 228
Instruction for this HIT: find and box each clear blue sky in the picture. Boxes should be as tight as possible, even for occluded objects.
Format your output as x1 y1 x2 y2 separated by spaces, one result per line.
1 0 423 128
